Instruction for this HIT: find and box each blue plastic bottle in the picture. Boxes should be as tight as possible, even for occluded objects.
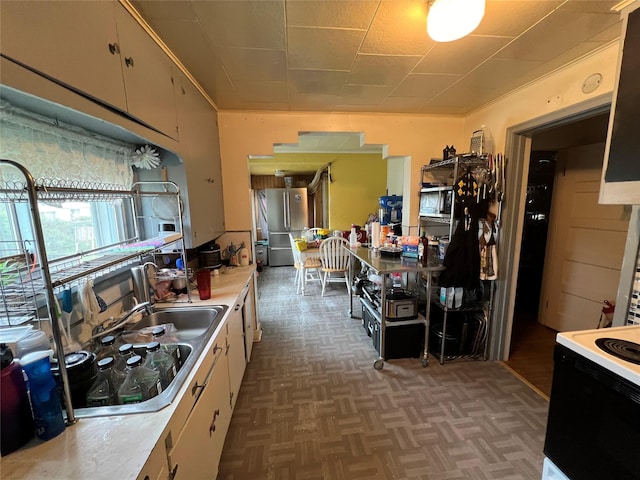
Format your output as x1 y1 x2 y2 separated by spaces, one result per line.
20 350 66 441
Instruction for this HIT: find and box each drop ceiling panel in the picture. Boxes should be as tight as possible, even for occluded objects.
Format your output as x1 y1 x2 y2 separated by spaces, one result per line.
347 54 422 86
392 73 461 98
414 35 512 74
216 47 287 82
360 0 433 55
340 84 394 104
191 0 285 49
286 0 378 28
287 27 365 70
290 69 349 95
496 10 621 62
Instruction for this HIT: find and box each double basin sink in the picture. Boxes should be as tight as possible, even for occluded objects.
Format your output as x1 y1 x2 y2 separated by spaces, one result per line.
74 304 227 418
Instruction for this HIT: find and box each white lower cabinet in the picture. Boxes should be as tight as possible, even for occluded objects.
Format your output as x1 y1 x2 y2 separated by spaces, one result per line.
167 339 231 480
137 441 169 480
226 305 247 410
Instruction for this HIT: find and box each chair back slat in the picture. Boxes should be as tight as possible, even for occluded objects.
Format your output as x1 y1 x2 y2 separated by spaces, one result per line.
320 237 349 270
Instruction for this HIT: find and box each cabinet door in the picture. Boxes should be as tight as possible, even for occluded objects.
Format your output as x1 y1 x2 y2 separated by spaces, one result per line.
0 1 126 110
169 347 231 480
136 441 168 480
226 305 246 409
114 4 179 140
174 74 225 247
244 278 257 362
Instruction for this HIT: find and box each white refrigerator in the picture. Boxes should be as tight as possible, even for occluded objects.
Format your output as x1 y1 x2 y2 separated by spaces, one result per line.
266 188 308 266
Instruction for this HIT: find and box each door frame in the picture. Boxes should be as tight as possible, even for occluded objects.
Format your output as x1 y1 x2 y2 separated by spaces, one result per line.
491 93 613 361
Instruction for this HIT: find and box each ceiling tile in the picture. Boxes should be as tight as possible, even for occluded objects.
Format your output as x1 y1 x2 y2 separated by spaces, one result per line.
496 10 621 63
229 80 289 104
360 0 433 55
340 84 394 104
474 0 563 37
217 47 287 82
287 27 364 70
559 1 623 14
347 54 422 86
392 73 461 98
286 0 378 28
290 69 348 95
192 0 285 49
132 1 197 21
414 35 511 74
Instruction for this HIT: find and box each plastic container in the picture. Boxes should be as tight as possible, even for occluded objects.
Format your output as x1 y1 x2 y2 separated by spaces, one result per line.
117 355 162 404
152 327 182 368
1 344 34 456
20 350 65 441
144 341 176 389
86 357 116 407
112 344 135 391
95 335 117 361
15 330 50 359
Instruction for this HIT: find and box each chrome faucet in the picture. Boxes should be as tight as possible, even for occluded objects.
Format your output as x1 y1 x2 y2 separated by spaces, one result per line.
132 261 159 305
90 301 153 340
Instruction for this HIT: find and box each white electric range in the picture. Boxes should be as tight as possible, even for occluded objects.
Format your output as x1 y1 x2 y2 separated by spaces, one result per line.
556 324 640 386
543 324 640 480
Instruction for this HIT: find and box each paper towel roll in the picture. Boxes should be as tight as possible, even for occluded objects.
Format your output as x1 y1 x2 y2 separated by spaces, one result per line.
371 221 381 248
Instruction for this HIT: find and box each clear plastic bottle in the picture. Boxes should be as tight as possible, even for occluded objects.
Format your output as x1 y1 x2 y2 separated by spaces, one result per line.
95 335 117 361
144 341 176 389
152 327 181 368
117 355 162 404
86 356 116 407
112 343 134 391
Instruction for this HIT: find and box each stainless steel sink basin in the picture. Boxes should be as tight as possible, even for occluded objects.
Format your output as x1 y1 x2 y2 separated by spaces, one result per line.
131 306 223 341
72 305 227 418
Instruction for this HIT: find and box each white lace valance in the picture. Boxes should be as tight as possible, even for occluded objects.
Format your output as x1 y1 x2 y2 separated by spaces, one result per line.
0 99 135 188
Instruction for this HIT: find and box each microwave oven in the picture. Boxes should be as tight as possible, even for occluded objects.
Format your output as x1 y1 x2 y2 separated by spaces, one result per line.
419 188 452 216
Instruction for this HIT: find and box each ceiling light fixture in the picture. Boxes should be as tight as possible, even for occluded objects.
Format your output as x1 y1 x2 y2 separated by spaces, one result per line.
274 169 286 177
427 0 485 43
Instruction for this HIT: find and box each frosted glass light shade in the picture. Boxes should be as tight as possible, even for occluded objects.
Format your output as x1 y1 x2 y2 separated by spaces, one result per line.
427 0 485 42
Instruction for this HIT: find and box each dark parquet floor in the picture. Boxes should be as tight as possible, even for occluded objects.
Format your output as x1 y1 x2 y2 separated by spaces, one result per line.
217 266 549 480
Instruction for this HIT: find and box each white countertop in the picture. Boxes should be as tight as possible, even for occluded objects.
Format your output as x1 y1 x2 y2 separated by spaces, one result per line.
0 265 256 480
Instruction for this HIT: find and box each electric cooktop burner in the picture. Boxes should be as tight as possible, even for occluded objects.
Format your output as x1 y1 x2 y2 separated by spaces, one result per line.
595 337 640 365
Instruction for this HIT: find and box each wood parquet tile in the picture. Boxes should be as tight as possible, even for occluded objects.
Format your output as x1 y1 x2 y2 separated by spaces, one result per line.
217 267 549 480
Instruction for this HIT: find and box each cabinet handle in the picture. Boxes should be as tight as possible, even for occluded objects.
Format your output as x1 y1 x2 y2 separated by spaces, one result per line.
169 464 179 480
212 343 221 355
209 409 220 436
191 381 205 397
125 56 135 67
108 42 120 55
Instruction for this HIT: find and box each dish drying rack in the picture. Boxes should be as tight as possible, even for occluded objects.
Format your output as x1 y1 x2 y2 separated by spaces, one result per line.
0 159 189 423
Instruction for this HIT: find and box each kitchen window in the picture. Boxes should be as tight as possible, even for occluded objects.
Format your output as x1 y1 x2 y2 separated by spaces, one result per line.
0 97 138 262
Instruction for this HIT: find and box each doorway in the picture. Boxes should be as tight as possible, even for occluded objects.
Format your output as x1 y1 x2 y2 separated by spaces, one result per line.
506 111 616 397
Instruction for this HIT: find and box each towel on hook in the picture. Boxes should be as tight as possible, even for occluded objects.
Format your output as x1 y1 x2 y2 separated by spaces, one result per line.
80 279 101 327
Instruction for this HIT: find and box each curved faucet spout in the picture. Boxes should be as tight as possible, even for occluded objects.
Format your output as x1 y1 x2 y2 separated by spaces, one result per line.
90 301 153 340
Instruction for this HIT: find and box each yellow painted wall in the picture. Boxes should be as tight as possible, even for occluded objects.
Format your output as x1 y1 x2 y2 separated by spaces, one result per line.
329 153 386 230
274 152 386 230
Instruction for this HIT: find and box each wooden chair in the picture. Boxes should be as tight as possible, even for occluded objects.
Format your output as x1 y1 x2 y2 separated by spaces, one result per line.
318 237 350 296
289 234 322 294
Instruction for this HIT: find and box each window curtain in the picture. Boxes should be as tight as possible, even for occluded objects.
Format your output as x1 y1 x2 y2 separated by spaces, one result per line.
0 99 135 188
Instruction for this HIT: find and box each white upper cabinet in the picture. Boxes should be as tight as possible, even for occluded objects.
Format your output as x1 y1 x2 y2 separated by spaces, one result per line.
114 5 178 140
0 1 178 140
0 1 126 109
173 73 225 247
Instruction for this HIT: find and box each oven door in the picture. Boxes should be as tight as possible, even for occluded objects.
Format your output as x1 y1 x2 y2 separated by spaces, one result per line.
544 344 640 480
